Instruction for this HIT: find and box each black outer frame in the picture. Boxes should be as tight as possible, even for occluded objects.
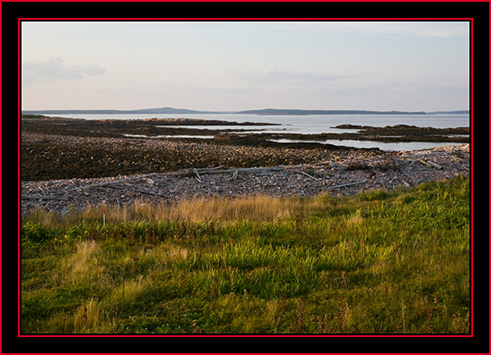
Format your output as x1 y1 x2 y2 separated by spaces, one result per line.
4 1 489 354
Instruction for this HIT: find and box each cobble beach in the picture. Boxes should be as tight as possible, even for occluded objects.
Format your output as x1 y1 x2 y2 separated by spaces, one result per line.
21 117 469 215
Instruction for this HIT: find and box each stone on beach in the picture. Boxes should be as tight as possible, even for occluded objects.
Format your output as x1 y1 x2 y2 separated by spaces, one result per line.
21 143 469 215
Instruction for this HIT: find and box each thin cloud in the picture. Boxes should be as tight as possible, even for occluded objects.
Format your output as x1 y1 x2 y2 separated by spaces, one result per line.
22 56 105 85
242 67 354 85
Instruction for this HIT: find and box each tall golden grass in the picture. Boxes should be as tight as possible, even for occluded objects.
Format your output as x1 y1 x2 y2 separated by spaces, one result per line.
25 193 333 227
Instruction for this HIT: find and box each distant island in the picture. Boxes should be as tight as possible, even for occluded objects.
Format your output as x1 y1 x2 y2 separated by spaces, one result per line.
22 107 225 115
235 108 470 115
22 107 469 116
235 109 428 115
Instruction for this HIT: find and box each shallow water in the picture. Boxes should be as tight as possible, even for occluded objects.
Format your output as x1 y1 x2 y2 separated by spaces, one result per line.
55 112 470 151
268 138 462 151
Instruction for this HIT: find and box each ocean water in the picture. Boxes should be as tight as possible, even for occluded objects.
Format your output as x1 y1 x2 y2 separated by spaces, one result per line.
54 113 470 151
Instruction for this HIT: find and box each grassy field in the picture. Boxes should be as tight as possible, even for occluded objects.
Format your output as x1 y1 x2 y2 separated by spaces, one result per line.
21 176 470 334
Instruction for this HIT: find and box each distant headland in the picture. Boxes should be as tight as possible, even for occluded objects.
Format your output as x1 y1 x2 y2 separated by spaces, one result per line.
22 107 469 116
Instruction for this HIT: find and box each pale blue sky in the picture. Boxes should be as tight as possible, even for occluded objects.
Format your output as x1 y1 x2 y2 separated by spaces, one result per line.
21 21 470 111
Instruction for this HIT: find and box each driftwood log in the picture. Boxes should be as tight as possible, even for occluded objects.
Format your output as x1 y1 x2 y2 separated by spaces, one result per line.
22 194 67 200
327 180 367 190
420 160 443 170
196 167 284 175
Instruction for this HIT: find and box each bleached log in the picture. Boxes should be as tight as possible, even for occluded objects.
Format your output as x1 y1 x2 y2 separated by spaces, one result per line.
106 184 167 198
197 167 284 175
426 161 443 170
194 168 202 183
420 160 443 170
401 179 411 187
398 151 445 159
67 173 158 191
301 171 320 180
22 194 67 200
327 180 367 190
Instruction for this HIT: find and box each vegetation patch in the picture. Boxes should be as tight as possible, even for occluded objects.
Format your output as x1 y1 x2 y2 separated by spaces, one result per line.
21 176 470 334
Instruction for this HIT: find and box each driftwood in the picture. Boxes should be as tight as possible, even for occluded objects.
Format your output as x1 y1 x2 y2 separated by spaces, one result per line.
67 173 158 191
194 168 202 183
301 171 320 180
170 166 285 177
106 184 167 198
22 194 67 200
420 160 443 170
196 166 284 175
62 167 286 198
426 161 443 170
401 179 411 187
450 155 462 163
327 180 367 190
397 151 446 159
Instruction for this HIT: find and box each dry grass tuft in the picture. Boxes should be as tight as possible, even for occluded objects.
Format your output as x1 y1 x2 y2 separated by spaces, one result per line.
25 193 331 227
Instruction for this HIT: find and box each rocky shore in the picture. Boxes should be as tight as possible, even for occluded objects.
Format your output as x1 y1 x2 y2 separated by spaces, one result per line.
20 116 470 215
21 142 469 215
22 131 368 181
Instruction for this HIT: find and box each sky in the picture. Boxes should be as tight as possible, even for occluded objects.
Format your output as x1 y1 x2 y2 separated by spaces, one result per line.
21 21 470 112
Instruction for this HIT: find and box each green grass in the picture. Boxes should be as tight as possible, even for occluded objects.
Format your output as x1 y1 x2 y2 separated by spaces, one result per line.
21 176 470 334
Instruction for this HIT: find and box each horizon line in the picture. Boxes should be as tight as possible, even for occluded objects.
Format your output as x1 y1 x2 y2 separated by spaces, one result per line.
21 107 469 113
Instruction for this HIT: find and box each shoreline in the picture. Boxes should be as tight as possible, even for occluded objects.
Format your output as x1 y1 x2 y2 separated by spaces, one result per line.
21 116 470 215
21 116 469 181
22 115 469 143
21 142 469 215
21 131 374 181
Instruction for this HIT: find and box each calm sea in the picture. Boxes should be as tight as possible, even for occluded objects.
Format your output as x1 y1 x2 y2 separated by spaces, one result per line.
55 113 470 151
